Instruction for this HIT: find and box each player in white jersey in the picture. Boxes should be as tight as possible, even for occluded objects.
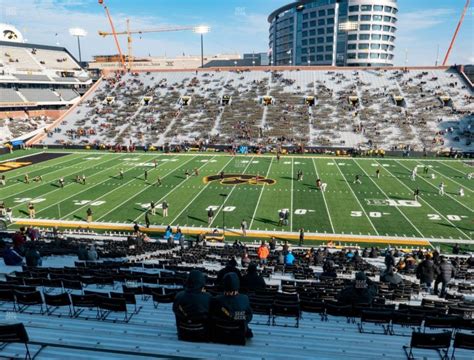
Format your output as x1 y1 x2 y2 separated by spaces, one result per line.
459 187 464 197
438 182 445 196
320 182 327 192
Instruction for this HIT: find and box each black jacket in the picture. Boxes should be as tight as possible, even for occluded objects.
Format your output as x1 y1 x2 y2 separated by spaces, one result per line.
216 263 242 286
173 270 211 318
241 269 266 291
416 259 435 283
212 274 252 324
436 261 456 282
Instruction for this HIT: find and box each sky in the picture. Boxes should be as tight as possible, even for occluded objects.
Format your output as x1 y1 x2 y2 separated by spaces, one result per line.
0 0 472 66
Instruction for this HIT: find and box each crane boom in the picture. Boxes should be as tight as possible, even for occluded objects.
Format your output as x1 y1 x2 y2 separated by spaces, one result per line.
443 0 470 66
98 26 196 37
99 1 127 72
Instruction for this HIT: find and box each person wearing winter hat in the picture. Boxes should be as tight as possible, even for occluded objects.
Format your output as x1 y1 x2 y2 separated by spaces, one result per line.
241 263 266 292
211 272 253 338
173 270 211 318
216 257 242 287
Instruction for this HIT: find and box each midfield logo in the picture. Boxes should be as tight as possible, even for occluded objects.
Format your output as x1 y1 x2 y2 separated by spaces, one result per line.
204 174 276 186
366 199 421 207
0 161 32 172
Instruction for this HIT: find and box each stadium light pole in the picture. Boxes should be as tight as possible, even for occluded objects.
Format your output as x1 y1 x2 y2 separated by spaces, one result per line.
194 26 210 68
69 28 87 64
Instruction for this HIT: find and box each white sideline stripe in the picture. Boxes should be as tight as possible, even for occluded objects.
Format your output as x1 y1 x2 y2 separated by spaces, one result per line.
209 156 255 228
376 160 471 240
333 160 379 236
102 155 198 222
312 158 335 233
395 160 473 213
0 152 88 193
169 157 235 225
0 150 45 162
131 155 215 222
249 157 274 230
353 159 424 238
10 154 124 210
36 154 151 215
416 160 473 194
60 155 167 220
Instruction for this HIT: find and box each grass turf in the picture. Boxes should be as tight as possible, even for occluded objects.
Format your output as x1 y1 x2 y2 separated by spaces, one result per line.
1 150 473 244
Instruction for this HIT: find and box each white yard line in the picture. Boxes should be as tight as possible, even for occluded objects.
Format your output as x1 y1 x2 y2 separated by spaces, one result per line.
10 155 125 209
353 159 424 238
169 157 235 225
438 161 469 176
59 155 168 220
312 158 335 233
209 156 255 228
249 157 274 230
376 160 471 240
0 150 45 162
415 160 473 194
395 160 473 212
35 154 153 215
131 155 216 223
101 156 198 222
290 157 294 231
333 160 379 236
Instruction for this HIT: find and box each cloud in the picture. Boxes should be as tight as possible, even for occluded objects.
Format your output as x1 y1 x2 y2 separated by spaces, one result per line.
396 8 455 33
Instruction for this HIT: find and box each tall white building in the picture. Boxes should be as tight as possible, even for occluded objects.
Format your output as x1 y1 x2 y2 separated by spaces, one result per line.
268 0 398 66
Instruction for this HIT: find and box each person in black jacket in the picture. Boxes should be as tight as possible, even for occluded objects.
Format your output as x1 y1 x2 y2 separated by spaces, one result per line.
337 271 377 305
211 272 253 338
434 257 456 297
241 263 266 292
416 254 435 290
24 242 42 267
384 250 395 270
216 258 242 287
321 259 337 278
173 270 211 319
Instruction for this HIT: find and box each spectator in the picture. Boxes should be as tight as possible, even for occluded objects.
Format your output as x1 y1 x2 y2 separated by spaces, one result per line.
452 244 460 255
416 254 435 291
241 263 266 291
337 271 377 305
211 272 253 338
285 250 295 265
216 258 242 286
0 240 23 266
77 243 88 260
384 250 395 270
352 250 362 264
87 245 98 261
173 270 211 319
434 257 456 297
25 242 42 267
380 265 403 285
241 251 251 268
282 241 289 255
278 251 285 265
321 259 337 278
257 241 269 265
269 237 276 251
12 228 27 255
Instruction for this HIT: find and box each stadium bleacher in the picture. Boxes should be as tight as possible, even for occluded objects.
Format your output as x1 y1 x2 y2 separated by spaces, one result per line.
43 67 473 152
0 228 472 359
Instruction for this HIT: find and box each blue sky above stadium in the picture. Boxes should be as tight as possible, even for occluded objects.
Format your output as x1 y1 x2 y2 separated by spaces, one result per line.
0 0 472 65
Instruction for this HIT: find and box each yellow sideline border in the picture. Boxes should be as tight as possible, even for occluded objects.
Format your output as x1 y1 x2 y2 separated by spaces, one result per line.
13 219 431 247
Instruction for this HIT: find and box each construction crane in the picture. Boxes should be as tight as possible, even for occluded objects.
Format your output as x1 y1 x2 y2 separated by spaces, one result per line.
98 21 198 71
98 0 126 72
443 0 470 66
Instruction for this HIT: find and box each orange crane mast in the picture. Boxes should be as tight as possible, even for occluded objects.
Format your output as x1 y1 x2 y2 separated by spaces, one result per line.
443 0 470 66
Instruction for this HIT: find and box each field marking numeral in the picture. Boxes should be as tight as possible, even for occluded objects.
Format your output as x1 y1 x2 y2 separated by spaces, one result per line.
73 200 106 206
352 211 383 218
428 214 465 221
206 206 236 212
294 209 316 215
14 198 46 204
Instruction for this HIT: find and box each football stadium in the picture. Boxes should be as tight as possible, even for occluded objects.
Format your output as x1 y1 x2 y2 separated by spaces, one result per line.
0 0 473 359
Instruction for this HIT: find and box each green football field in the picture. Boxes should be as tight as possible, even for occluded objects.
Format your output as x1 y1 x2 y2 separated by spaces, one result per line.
1 150 473 244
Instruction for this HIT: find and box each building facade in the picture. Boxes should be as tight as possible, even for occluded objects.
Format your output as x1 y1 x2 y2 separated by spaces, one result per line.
268 0 398 66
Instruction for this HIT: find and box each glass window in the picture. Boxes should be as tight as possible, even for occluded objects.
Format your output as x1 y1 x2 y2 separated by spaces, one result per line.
382 35 390 41
358 43 369 50
309 38 316 45
390 27 396 33
302 22 308 29
327 18 334 25
302 31 308 37
348 53 356 59
361 5 372 11
383 25 390 31
317 36 324 42
302 48 308 54
328 9 335 16
371 34 381 40
309 29 316 35
348 15 358 22
371 44 381 49
316 55 324 61
325 54 332 60
326 36 333 42
388 54 394 59
349 5 359 12
384 16 391 22
303 14 309 20
318 28 325 34
318 19 325 25
359 34 370 40
374 5 383 11
310 11 317 18
348 44 357 50
384 6 392 13
310 55 315 61
310 20 317 26
380 53 388 59
392 8 398 14
382 44 389 50
389 45 394 51
309 47 315 53
360 24 370 31
370 53 380 59
302 39 308 45
391 17 397 23
361 15 371 21
325 45 333 52
326 27 334 33
390 36 395 41
318 10 326 16
348 34 357 40
372 25 382 30
301 56 307 62
373 15 383 21
317 46 324 52
358 53 369 59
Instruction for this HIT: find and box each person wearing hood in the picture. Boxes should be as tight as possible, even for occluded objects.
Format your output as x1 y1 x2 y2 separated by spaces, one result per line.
173 270 211 319
212 272 253 338
87 245 98 261
241 263 266 291
321 259 337 278
0 240 23 266
216 257 242 287
285 250 295 265
77 243 88 261
416 254 435 290
337 271 377 305
434 257 456 297
380 265 403 285
25 242 42 267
